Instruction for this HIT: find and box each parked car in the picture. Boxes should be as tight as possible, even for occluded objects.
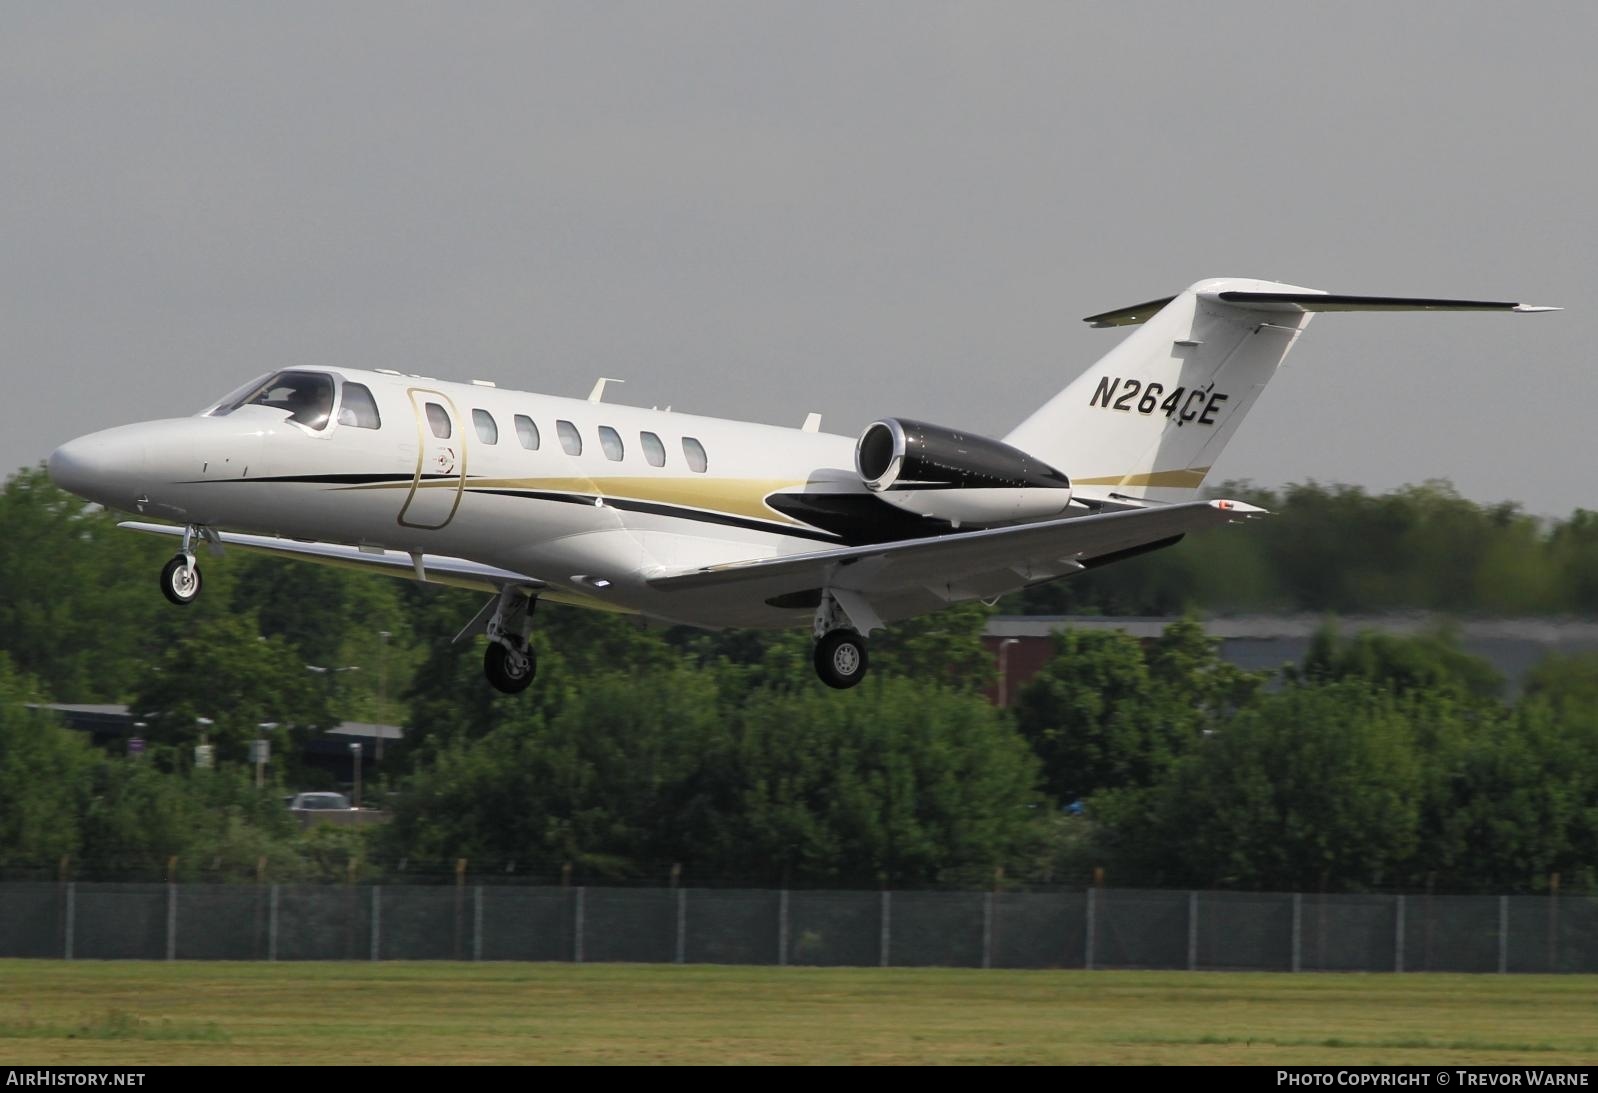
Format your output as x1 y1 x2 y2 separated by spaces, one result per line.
288 791 352 811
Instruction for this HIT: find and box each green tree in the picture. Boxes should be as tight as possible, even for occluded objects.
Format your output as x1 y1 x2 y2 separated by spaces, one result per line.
1522 651 1598 714
383 669 1041 886
868 603 996 691
1011 626 1211 804
129 614 334 768
0 656 95 869
1294 623 1503 703
1097 682 1422 891
0 467 171 700
723 678 1042 885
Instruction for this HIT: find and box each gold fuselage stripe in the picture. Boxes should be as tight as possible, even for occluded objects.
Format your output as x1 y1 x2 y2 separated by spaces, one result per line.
1072 467 1211 489
347 475 810 526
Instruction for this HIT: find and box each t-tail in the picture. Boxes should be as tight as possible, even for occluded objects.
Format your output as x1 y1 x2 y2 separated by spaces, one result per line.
1004 277 1557 505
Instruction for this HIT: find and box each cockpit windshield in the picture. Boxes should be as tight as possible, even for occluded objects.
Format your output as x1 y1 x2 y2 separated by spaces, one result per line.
208 370 336 430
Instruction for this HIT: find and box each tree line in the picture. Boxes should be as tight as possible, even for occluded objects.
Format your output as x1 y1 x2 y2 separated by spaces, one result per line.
2 464 1597 892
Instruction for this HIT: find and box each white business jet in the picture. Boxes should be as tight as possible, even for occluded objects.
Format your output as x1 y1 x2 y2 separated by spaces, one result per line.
47 278 1554 692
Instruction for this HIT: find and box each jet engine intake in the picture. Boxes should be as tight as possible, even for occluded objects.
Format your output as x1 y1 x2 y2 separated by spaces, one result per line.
854 418 1072 525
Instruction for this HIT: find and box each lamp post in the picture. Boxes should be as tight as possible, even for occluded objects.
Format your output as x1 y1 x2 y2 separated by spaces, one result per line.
194 716 215 770
997 638 1021 709
349 741 363 810
377 631 390 763
254 722 278 789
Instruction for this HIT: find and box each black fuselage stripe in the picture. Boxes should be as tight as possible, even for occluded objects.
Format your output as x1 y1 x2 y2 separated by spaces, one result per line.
182 473 443 485
181 473 899 546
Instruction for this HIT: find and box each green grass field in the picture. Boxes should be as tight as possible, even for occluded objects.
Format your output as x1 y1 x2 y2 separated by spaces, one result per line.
2 961 1596 1065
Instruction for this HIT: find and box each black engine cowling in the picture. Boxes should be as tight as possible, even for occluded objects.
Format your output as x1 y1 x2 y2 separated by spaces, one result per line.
855 418 1071 493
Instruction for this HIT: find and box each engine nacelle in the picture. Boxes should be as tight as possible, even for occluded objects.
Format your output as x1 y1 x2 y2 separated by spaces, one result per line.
854 418 1073 525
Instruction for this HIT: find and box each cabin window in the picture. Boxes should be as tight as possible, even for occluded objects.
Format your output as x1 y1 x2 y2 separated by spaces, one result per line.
473 409 499 445
640 431 666 467
682 436 708 473
337 383 382 429
210 370 335 431
598 426 624 462
556 419 582 456
426 402 451 439
514 414 540 450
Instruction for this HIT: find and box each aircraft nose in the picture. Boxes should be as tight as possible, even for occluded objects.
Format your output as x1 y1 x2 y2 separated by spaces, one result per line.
48 436 101 497
47 428 147 506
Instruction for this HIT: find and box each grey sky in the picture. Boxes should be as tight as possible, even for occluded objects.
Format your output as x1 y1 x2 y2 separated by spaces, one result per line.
4 2 1591 514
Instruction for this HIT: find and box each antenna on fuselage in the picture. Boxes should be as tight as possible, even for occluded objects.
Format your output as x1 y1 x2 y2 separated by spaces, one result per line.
588 377 625 403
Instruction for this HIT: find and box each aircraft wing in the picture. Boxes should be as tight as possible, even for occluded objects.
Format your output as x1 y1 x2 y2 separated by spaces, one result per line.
119 521 545 594
647 499 1264 615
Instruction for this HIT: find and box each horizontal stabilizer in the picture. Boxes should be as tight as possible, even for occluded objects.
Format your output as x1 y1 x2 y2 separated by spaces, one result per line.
1212 291 1560 315
1082 296 1178 328
1085 288 1558 327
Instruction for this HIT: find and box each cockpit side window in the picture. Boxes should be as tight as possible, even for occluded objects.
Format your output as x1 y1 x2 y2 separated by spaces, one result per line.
338 383 382 429
208 370 336 431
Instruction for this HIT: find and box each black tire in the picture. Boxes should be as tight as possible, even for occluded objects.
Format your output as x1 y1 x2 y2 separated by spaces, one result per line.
484 640 536 694
160 555 201 606
814 630 869 690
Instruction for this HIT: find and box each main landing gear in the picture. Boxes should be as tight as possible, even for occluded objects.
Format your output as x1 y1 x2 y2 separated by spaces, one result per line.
481 586 537 694
158 524 216 606
811 589 876 690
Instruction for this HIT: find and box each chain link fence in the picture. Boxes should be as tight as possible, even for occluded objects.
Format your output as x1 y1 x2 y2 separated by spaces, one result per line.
3 882 1593 972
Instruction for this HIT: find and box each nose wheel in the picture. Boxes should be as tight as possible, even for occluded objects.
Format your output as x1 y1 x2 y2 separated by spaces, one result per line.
160 554 201 605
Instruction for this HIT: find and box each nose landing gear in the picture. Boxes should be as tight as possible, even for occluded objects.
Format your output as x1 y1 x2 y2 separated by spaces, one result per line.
157 524 218 606
160 554 202 605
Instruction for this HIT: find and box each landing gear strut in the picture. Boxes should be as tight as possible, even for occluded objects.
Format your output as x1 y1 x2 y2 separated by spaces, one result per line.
482 587 537 694
811 588 877 690
158 524 216 606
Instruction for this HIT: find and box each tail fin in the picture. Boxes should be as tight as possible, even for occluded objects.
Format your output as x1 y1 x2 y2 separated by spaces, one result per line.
1004 277 1555 504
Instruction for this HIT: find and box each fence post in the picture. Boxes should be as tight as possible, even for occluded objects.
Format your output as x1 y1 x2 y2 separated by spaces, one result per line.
1291 893 1302 973
454 858 467 961
778 889 789 967
1084 887 1097 971
166 881 177 962
473 885 484 962
574 886 586 963
63 881 75 961
1498 894 1509 975
675 887 687 965
879 890 891 968
268 883 279 962
1548 873 1560 972
982 891 994 970
370 885 381 962
1186 892 1198 971
1394 894 1406 973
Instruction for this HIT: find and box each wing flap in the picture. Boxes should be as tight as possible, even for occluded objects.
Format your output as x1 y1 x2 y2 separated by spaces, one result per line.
119 521 545 594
